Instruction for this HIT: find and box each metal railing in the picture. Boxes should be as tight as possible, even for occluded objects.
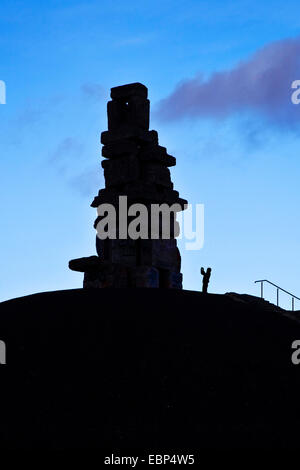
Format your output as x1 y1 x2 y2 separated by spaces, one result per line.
255 279 300 311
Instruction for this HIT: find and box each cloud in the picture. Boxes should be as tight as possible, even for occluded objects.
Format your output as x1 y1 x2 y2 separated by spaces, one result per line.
81 83 105 101
16 106 45 128
50 137 84 164
48 138 103 197
69 165 103 197
156 36 300 128
48 137 85 177
9 95 66 146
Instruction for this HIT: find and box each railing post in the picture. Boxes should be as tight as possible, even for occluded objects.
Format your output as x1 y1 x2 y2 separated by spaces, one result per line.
255 280 300 311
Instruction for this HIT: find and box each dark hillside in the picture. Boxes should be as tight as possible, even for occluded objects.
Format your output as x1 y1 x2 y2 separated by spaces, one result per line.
0 288 299 449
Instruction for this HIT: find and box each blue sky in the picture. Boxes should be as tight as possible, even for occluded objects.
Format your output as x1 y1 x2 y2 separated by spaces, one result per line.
1 0 300 309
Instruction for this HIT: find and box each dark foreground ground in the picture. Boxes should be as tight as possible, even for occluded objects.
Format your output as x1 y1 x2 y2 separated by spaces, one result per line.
0 288 300 450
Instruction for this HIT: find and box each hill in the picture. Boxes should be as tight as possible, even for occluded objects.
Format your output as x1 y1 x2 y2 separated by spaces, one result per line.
0 288 300 449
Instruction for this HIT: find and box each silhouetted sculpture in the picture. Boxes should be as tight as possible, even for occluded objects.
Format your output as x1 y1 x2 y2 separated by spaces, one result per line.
69 82 187 288
201 267 211 293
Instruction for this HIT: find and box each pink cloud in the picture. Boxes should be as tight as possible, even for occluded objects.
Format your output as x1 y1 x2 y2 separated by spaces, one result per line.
156 36 300 127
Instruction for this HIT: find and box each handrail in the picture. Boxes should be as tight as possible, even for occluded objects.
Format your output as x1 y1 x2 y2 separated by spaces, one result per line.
254 279 300 311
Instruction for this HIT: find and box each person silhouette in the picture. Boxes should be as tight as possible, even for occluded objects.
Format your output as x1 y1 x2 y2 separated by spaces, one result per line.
201 267 211 293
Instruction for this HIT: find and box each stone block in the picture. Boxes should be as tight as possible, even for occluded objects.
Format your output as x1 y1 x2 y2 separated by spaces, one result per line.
111 82 148 101
142 162 172 188
139 145 176 167
139 239 181 271
131 266 159 288
83 263 130 288
83 272 104 289
107 96 150 130
102 154 140 187
101 129 158 145
102 140 140 158
162 271 183 289
111 239 137 266
127 96 150 130
107 100 127 130
91 188 121 207
69 256 102 273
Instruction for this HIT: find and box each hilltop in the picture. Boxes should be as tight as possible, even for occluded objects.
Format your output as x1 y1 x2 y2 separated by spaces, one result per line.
0 288 300 449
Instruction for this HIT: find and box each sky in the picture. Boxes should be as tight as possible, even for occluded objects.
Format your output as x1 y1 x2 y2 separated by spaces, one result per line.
1 0 300 309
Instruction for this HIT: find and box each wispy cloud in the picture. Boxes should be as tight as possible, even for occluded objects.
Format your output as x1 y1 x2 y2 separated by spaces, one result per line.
48 137 85 177
16 105 45 128
69 165 103 197
81 82 105 101
48 137 103 197
155 36 300 129
50 137 84 164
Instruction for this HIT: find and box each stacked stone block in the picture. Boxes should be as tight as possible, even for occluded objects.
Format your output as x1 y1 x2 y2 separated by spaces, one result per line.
69 82 187 288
